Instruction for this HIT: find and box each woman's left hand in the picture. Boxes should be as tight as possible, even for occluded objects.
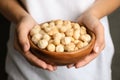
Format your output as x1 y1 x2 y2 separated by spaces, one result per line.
67 11 105 68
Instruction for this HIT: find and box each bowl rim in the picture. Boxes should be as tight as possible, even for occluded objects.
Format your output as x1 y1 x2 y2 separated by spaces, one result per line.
28 28 95 55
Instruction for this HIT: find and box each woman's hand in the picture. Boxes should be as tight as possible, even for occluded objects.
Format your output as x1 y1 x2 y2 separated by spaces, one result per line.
14 15 57 71
67 11 105 68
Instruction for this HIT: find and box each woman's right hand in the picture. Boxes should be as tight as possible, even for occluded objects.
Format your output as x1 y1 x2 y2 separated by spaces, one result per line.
14 15 57 71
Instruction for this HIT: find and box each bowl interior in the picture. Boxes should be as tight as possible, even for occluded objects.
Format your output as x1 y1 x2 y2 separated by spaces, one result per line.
28 30 95 65
28 23 96 65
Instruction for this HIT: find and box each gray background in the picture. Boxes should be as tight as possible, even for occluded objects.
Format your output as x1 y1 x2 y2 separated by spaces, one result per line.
109 8 120 80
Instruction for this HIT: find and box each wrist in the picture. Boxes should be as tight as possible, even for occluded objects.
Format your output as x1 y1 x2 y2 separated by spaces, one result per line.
15 13 30 24
85 9 102 20
86 0 120 19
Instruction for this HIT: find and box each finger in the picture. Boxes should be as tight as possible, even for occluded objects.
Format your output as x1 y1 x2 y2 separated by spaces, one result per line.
75 23 105 68
78 16 105 53
67 64 74 68
24 51 47 69
92 21 105 53
14 33 23 53
16 24 31 52
75 52 99 68
15 42 55 71
46 64 57 71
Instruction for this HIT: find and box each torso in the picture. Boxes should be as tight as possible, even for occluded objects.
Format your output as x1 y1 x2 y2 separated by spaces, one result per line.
6 0 114 80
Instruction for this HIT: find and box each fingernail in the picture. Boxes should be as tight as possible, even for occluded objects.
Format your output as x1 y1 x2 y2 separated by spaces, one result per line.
43 65 47 70
49 67 55 72
24 43 28 52
75 64 80 68
67 64 74 68
95 46 99 53
75 64 84 68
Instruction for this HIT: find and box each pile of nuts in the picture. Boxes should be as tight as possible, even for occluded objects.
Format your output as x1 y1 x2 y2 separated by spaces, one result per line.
30 20 91 52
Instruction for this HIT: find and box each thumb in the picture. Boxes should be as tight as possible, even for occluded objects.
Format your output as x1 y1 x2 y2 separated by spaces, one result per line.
17 25 30 52
93 23 105 53
91 20 105 53
77 15 105 53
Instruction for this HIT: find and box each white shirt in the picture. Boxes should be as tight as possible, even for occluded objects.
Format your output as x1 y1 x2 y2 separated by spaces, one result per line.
6 0 114 80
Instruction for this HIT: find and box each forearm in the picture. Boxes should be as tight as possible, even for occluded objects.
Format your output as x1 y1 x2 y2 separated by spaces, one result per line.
88 0 120 19
0 0 29 24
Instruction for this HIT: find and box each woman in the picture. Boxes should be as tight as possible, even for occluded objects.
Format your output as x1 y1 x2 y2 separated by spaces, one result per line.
0 0 119 80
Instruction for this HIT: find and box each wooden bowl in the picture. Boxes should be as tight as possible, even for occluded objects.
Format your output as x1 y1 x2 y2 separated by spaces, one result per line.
28 24 96 66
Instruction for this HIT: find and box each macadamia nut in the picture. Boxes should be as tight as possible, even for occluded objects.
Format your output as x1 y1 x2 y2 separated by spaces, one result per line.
53 38 61 45
55 19 63 25
47 43 55 52
72 23 80 30
65 43 75 52
30 19 92 52
80 34 91 42
47 27 59 36
59 26 67 33
53 33 63 40
56 44 64 52
30 25 41 36
83 41 89 47
43 34 51 41
31 33 42 44
61 37 71 45
38 39 48 49
76 41 84 49
73 29 80 40
41 23 49 29
65 29 74 37
80 26 87 35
